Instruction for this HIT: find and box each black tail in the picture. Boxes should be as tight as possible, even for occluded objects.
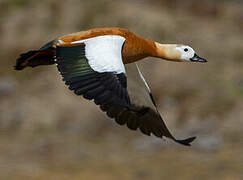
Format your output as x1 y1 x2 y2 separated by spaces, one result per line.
15 40 56 70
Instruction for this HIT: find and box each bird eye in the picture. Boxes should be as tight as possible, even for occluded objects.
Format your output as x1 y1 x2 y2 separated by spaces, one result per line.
184 48 188 52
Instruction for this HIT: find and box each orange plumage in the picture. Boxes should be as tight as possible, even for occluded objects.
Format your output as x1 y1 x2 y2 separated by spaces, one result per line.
58 28 157 64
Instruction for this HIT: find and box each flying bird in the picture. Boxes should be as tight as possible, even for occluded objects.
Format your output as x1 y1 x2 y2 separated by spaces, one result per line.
15 27 207 146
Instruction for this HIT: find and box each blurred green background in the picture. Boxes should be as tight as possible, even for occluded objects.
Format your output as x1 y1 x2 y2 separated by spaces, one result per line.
1 0 243 179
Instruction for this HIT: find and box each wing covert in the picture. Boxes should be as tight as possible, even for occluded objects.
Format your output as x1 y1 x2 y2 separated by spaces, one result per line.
56 43 130 107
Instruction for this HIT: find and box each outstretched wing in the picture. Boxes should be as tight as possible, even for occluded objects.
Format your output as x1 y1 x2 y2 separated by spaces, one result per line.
100 63 196 146
56 35 130 107
55 35 195 146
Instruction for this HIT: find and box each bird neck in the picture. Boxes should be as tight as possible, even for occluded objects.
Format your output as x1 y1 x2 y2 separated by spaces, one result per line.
152 42 181 62
122 34 181 63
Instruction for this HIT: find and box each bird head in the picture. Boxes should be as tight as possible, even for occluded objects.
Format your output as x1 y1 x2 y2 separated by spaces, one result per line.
155 43 207 63
175 45 207 63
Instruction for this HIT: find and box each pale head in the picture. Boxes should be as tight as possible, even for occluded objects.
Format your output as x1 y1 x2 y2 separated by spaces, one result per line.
175 45 195 61
154 43 207 63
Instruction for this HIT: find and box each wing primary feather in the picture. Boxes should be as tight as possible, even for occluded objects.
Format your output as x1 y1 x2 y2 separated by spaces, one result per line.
117 73 127 88
94 90 111 104
151 127 163 138
83 85 105 100
102 77 117 87
139 126 151 136
174 137 196 146
74 81 100 95
100 104 110 111
106 106 124 119
68 78 98 90
115 111 129 125
126 114 139 130
64 73 97 84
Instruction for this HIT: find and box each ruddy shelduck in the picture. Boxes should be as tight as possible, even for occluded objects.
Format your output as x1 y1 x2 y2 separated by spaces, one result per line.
15 27 207 146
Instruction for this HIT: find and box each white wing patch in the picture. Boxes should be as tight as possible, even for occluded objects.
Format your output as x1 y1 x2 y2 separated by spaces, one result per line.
72 35 126 74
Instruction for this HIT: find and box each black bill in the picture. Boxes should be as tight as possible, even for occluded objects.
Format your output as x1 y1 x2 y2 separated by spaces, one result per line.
190 54 207 63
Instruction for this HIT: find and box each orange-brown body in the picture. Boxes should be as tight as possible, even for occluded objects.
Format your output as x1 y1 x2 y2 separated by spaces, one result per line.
57 28 157 64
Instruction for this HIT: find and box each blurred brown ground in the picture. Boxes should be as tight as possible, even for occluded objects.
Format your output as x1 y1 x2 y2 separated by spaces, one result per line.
0 0 243 179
